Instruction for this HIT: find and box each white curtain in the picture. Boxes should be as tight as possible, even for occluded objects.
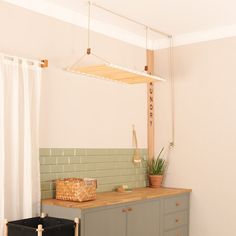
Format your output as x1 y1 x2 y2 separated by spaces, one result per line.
0 54 41 234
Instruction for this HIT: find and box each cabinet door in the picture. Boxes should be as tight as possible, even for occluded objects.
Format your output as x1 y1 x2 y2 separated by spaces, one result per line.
84 206 126 236
127 200 160 236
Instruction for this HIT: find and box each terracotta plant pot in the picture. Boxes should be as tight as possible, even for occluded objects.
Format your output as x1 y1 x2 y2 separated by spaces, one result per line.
149 175 163 188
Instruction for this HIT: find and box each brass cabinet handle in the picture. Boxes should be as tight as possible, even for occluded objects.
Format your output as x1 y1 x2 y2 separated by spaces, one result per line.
122 207 133 213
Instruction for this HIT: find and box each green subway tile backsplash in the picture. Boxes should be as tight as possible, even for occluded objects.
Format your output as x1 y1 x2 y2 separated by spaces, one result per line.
40 148 148 199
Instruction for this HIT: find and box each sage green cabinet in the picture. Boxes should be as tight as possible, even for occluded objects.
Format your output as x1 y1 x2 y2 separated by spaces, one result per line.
164 226 188 236
126 201 160 236
84 206 126 236
162 194 190 236
42 192 190 236
82 200 161 236
82 200 160 236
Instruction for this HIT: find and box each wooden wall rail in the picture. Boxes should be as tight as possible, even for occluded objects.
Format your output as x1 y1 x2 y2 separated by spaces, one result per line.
147 50 154 160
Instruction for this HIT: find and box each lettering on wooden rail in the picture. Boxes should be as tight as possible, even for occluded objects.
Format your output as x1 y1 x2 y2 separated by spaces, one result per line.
148 81 154 160
149 82 154 126
147 49 154 160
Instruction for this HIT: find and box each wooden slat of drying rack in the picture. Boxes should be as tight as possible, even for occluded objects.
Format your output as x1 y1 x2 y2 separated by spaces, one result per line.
68 64 165 84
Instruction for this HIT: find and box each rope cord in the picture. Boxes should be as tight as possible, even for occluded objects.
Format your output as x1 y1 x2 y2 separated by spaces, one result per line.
88 1 91 50
68 53 87 70
91 53 111 64
146 26 148 51
87 1 111 64
145 26 149 72
169 36 175 147
132 125 141 163
92 2 170 37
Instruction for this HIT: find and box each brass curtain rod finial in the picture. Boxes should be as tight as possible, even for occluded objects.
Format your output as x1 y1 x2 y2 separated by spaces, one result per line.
41 59 48 68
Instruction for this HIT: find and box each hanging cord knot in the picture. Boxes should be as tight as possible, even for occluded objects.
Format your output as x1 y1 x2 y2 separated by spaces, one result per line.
87 48 91 55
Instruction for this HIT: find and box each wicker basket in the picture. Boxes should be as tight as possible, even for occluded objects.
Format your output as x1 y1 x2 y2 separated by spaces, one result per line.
56 178 97 202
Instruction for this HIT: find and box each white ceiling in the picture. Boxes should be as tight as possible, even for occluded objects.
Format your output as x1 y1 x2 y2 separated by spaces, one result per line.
47 0 236 35
3 0 236 48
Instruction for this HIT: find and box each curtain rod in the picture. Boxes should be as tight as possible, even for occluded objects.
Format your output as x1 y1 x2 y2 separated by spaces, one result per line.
0 53 48 68
91 2 172 38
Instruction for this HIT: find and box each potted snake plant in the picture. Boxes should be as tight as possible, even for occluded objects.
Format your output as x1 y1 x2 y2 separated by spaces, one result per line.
148 147 166 188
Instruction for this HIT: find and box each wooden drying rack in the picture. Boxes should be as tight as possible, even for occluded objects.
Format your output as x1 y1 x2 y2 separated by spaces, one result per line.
68 63 164 84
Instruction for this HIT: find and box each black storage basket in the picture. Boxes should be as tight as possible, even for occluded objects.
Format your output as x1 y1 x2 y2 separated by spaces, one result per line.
8 216 75 236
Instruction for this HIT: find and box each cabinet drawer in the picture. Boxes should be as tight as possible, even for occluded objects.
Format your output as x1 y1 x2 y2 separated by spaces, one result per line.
164 211 188 230
164 226 188 236
164 195 188 213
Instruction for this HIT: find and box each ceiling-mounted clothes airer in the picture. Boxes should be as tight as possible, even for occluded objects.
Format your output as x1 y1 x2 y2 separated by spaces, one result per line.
67 1 168 84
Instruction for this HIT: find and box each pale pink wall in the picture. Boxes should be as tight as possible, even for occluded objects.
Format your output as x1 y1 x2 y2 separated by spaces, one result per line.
0 1 148 148
2 1 236 235
155 37 236 236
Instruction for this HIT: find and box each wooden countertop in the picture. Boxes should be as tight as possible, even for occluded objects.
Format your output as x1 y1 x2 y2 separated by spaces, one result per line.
42 187 191 210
